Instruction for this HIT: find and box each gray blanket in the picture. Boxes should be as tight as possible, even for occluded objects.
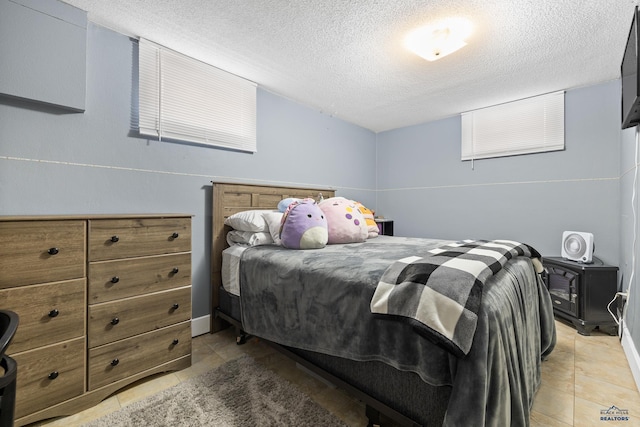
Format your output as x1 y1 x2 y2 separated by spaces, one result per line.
371 239 542 356
239 236 556 427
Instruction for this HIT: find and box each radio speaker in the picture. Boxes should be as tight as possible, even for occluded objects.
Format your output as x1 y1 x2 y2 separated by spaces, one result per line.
561 231 594 263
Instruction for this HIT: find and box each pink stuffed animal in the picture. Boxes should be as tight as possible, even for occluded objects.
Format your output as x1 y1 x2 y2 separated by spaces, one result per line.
319 197 368 244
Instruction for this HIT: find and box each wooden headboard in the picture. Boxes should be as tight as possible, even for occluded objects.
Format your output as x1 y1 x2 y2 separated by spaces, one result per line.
210 181 335 332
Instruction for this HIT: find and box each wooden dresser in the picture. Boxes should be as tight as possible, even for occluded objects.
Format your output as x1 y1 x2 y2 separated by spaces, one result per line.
0 214 192 426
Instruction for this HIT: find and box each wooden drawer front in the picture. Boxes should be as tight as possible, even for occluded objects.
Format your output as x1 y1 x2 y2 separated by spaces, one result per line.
88 321 191 390
1 279 85 354
0 220 85 289
13 337 85 419
88 253 191 304
88 286 191 348
88 218 191 261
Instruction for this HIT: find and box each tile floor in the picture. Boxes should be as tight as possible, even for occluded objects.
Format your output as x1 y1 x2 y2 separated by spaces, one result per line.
34 319 640 427
530 320 640 427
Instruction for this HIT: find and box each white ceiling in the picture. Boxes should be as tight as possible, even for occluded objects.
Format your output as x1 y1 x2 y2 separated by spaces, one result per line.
62 0 638 133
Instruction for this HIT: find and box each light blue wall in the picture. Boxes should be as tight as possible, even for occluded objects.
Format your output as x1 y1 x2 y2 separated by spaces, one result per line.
620 111 640 355
376 81 621 267
0 23 376 318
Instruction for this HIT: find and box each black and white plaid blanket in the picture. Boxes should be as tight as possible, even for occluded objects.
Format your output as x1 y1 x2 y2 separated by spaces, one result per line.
370 239 542 357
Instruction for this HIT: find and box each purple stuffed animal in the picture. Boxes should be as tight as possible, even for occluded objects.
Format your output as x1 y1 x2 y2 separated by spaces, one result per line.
280 199 328 249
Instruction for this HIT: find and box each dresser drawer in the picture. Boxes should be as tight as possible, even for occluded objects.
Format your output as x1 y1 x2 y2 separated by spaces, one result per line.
88 321 191 390
13 337 85 419
88 253 191 304
1 279 85 354
88 218 191 261
0 220 85 289
88 286 191 348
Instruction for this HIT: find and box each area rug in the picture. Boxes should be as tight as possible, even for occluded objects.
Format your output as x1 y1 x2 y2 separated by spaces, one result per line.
84 356 349 426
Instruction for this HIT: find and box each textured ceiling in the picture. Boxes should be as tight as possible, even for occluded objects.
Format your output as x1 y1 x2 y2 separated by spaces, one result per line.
62 0 638 132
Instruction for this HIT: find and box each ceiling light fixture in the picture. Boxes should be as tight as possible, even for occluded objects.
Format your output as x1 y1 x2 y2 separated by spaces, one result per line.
405 18 473 61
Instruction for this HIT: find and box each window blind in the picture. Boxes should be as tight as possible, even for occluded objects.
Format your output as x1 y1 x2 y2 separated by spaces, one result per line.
139 39 257 152
461 91 565 161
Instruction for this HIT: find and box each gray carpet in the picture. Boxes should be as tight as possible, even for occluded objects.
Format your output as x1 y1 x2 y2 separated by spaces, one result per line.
84 356 349 426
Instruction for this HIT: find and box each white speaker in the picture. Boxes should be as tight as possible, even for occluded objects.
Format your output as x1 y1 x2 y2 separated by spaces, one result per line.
561 231 594 263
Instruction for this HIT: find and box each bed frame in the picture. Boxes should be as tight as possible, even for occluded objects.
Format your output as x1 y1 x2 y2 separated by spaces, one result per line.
209 181 446 427
210 181 335 333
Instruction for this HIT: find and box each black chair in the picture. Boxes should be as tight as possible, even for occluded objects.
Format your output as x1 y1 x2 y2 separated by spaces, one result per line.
0 310 18 427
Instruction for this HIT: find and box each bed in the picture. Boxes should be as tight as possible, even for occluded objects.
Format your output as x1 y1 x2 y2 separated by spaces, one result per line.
210 181 556 427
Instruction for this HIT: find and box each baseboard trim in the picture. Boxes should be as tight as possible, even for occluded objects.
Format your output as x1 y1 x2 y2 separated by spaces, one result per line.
621 324 640 393
191 315 211 337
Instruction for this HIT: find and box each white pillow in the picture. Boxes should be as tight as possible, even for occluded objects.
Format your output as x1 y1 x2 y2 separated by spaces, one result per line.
226 230 274 246
263 211 284 246
224 210 278 232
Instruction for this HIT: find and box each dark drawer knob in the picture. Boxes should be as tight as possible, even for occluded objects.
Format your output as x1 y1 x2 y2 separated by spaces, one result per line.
171 232 179 239
172 339 179 346
111 317 120 325
48 309 59 318
171 267 179 275
48 371 59 380
110 358 119 367
110 235 119 243
110 276 120 284
48 247 59 255
171 303 179 310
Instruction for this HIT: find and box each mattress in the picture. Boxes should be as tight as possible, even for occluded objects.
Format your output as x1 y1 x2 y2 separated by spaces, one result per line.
231 236 556 426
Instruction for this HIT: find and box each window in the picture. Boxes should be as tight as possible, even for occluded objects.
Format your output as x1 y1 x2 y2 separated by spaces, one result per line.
461 91 564 161
138 39 257 152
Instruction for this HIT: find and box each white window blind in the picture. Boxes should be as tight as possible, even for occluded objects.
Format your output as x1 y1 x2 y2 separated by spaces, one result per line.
461 91 565 161
138 39 257 152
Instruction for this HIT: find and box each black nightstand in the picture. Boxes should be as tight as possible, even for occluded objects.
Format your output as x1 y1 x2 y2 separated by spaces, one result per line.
374 219 393 236
542 256 618 335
